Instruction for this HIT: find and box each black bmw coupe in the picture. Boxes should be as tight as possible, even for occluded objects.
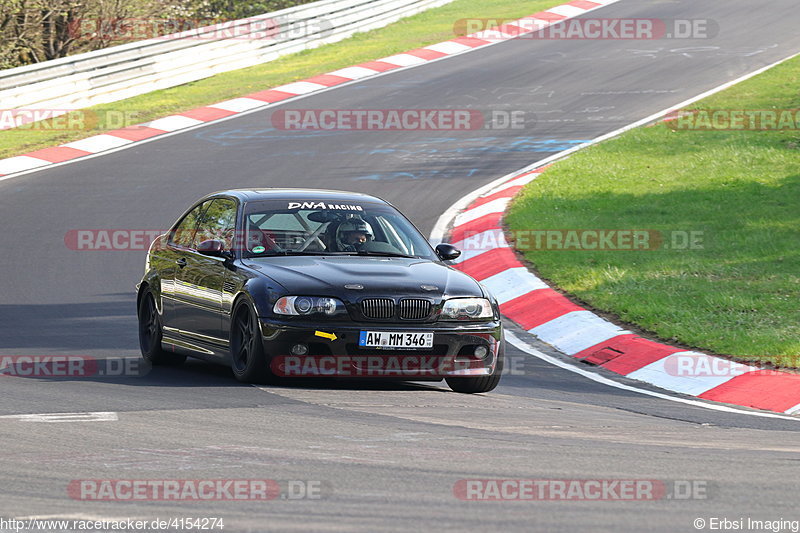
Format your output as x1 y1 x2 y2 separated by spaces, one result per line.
137 189 503 393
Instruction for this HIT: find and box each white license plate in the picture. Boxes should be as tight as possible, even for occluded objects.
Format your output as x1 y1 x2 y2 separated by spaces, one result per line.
359 331 434 349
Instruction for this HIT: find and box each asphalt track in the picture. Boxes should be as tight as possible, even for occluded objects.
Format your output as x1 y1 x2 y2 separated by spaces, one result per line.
2 1 800 531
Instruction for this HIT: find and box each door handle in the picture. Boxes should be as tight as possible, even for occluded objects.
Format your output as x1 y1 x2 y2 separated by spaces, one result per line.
176 258 187 268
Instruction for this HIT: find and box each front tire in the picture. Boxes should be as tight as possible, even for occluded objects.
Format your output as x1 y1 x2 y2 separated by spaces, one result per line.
138 289 186 366
445 341 504 394
230 299 272 383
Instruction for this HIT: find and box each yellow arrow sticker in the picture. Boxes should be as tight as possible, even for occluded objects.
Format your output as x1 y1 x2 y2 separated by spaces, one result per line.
315 331 337 342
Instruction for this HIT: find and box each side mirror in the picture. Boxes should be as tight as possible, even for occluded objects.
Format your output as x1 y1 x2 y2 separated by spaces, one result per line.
435 243 461 261
197 239 231 259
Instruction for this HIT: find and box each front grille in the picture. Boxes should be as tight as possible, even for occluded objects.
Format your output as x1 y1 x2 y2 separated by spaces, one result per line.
399 299 432 320
361 298 394 319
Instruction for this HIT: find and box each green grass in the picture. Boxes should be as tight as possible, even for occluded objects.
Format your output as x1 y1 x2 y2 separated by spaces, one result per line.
0 0 560 159
506 55 800 367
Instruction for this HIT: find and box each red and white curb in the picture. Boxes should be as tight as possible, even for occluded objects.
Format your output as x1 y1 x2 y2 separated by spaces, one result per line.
445 164 800 418
0 0 620 180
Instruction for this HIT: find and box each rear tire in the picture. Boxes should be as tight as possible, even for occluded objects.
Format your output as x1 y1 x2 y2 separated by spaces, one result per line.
138 289 186 366
445 341 504 394
230 299 272 384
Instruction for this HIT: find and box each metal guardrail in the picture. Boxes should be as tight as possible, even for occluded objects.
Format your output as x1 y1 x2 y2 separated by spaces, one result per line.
0 0 455 112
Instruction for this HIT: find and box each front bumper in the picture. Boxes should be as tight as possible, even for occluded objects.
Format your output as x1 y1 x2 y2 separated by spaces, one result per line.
258 319 502 378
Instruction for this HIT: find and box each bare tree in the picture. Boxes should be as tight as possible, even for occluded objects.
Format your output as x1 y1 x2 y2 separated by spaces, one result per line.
0 0 316 69
1 0 83 66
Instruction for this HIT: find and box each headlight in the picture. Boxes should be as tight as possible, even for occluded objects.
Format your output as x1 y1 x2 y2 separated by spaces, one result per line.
439 298 494 321
273 296 345 316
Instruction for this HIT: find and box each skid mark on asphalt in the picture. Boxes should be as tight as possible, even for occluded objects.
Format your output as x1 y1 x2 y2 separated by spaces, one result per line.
252 386 800 453
194 125 588 152
5 434 488 469
8 443 400 470
623 44 780 60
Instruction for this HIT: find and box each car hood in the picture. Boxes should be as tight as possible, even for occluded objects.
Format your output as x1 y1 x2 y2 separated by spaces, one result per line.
243 256 484 301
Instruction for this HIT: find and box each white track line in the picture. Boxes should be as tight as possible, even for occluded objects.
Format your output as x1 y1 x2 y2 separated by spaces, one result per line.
0 411 118 422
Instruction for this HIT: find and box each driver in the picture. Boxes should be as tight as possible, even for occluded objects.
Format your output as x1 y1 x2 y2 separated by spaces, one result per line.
337 219 374 251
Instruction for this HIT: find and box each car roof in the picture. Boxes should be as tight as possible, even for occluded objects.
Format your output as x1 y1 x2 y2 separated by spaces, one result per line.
206 188 389 204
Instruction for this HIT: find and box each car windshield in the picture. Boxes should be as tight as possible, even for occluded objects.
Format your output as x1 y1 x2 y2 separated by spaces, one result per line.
241 199 438 260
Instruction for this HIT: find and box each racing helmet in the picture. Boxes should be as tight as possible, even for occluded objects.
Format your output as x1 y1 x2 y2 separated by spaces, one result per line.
336 219 374 248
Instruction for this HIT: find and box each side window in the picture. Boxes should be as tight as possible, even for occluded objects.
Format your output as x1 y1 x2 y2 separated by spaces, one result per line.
170 201 209 249
195 198 238 249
